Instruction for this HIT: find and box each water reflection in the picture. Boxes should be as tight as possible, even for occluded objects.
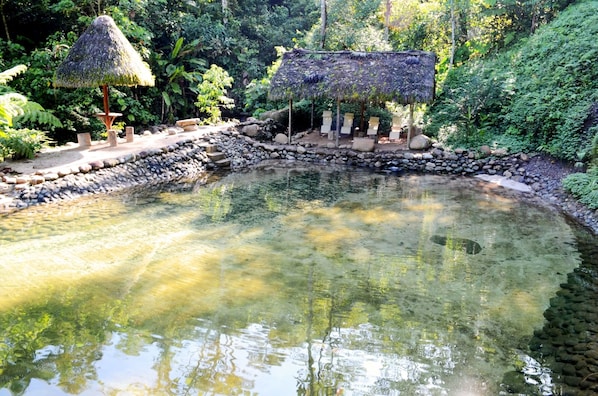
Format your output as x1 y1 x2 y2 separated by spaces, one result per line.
0 166 589 395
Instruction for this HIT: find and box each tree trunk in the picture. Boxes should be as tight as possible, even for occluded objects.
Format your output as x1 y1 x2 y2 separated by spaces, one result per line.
384 0 391 43
0 0 10 42
222 0 228 24
320 0 327 49
530 0 540 34
449 0 456 68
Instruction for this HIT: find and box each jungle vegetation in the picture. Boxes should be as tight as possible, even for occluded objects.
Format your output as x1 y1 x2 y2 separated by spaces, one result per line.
0 0 596 205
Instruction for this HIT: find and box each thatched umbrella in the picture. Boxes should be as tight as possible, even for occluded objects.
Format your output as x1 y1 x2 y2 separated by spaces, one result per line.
55 15 155 132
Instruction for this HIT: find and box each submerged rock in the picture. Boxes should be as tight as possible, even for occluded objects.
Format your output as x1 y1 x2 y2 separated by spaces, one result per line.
430 234 482 254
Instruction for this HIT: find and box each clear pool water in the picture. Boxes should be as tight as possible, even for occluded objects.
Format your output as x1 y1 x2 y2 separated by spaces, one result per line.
0 165 589 395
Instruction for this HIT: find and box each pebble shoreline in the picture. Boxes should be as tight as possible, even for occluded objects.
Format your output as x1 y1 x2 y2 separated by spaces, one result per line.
1 128 597 236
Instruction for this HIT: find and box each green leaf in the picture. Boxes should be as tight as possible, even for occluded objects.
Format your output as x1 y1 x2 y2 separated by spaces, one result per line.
171 37 185 59
170 82 182 95
162 92 171 107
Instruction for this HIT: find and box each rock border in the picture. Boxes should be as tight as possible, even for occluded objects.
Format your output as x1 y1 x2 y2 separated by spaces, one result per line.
1 128 596 235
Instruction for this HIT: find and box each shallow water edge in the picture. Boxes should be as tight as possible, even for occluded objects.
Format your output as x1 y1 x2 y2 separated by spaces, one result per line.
1 128 596 237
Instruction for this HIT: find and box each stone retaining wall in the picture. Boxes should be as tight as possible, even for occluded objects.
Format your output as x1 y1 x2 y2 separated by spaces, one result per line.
1 129 597 235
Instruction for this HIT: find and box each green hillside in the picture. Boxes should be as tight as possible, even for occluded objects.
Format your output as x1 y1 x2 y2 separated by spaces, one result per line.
426 0 598 162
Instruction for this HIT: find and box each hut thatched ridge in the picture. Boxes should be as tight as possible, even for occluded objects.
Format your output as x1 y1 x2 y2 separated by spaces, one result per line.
268 49 435 104
54 15 154 88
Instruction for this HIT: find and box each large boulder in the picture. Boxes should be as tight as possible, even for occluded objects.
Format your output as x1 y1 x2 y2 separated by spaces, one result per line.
238 118 286 142
260 108 288 125
242 124 260 137
352 138 375 152
260 118 286 140
274 133 288 144
479 145 492 156
409 134 432 150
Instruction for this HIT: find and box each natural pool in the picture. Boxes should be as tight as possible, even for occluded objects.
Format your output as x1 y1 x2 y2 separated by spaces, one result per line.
0 164 594 395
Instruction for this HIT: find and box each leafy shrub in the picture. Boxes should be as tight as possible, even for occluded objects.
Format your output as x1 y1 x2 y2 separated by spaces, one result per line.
0 65 59 160
563 167 598 209
585 126 598 167
0 128 49 160
195 64 234 124
425 58 509 149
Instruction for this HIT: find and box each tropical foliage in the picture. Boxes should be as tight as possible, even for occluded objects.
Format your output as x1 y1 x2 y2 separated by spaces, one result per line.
425 0 598 160
0 0 596 205
195 64 234 124
563 166 598 209
0 65 61 160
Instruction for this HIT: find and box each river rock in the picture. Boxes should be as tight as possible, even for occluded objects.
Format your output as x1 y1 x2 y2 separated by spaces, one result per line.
274 133 288 144
430 234 482 254
409 134 432 150
352 138 375 152
242 124 260 137
259 108 288 124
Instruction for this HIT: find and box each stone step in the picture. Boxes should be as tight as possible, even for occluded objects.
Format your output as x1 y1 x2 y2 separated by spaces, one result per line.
214 158 231 168
205 144 218 153
207 152 226 161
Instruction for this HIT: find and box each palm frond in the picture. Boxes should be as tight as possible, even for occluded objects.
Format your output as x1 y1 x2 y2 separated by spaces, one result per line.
0 65 27 85
15 101 64 128
0 92 28 126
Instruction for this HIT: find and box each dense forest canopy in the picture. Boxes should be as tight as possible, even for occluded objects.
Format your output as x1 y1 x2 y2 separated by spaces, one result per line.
0 0 596 170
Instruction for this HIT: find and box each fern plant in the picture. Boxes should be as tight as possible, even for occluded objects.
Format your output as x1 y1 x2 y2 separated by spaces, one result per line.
0 65 62 160
563 167 598 209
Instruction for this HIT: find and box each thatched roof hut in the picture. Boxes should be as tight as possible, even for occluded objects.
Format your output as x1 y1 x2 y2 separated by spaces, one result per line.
55 15 154 88
55 15 154 135
269 49 436 104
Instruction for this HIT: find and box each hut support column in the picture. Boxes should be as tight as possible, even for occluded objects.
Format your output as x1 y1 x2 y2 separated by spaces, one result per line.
102 84 119 147
288 99 293 144
102 84 111 130
359 101 365 136
335 99 341 148
407 103 414 148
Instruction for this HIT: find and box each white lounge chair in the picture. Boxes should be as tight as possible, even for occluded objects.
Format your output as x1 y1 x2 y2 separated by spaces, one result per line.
340 113 354 135
389 115 403 141
321 110 332 137
366 116 379 139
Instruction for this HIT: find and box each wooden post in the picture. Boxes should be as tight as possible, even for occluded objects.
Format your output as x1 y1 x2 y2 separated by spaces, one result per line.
359 101 365 136
102 84 111 130
125 126 134 143
310 100 314 131
335 99 341 148
77 133 92 148
288 99 293 144
107 129 117 147
407 103 414 148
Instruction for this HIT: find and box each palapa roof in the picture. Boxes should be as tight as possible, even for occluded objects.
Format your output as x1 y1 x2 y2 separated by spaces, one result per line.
269 49 436 104
54 15 155 88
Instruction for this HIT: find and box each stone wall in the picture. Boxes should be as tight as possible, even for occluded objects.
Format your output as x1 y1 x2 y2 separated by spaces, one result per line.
1 129 597 234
